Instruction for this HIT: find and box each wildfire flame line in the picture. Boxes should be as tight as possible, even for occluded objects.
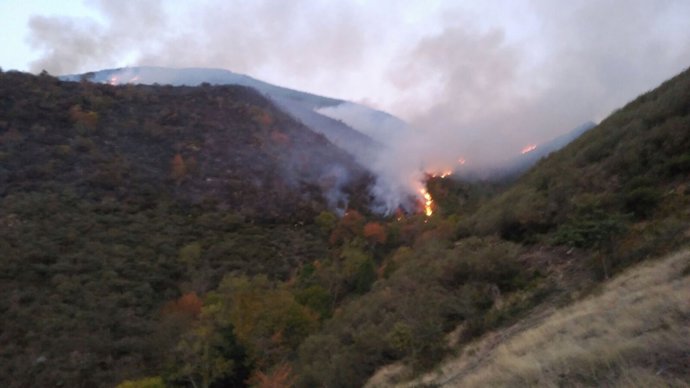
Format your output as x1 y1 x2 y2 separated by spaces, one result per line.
107 75 140 86
420 188 433 217
521 144 537 154
428 170 452 179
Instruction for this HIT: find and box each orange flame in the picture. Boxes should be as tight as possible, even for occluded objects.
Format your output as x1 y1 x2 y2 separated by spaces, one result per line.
521 144 537 154
107 75 139 86
419 188 433 217
458 158 466 165
428 170 452 179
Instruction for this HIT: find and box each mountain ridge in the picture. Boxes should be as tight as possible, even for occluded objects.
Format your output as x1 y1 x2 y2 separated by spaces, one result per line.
60 66 405 167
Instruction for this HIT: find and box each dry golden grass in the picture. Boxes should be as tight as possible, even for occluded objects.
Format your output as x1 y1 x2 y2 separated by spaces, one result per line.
378 249 690 387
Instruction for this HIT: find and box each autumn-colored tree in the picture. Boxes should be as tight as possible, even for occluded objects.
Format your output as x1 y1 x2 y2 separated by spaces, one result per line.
255 109 274 127
171 153 187 182
363 222 387 245
175 292 203 318
341 210 364 235
329 210 365 245
270 130 290 145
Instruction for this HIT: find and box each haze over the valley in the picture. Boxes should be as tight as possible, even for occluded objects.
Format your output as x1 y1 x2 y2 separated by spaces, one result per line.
2 0 690 211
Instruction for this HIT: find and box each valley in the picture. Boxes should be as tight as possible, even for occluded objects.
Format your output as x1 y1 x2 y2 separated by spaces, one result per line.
0 65 689 387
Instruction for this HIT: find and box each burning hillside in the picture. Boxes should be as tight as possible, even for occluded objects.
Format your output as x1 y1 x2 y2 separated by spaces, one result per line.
0 71 372 220
521 144 537 154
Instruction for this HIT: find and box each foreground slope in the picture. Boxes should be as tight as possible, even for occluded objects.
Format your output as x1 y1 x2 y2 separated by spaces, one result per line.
387 249 690 387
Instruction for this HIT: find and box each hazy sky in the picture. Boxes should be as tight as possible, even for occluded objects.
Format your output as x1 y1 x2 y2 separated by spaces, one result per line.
2 0 690 166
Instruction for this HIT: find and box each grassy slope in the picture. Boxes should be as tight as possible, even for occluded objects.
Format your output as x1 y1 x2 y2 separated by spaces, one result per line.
391 248 690 387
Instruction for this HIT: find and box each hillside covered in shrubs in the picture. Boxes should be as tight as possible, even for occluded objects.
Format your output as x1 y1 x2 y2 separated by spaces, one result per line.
0 66 689 387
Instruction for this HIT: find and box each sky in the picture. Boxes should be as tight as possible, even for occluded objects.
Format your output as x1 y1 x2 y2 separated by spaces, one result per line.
2 0 690 206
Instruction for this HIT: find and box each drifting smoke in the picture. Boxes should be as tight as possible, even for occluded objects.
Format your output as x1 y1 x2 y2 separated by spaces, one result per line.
387 0 690 174
319 164 352 215
27 0 168 75
25 0 690 213
27 0 372 88
316 102 413 145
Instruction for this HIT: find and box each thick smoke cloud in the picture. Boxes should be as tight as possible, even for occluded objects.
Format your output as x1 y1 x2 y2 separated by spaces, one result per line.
28 0 168 75
28 0 376 93
25 0 690 212
391 26 525 168
388 0 690 172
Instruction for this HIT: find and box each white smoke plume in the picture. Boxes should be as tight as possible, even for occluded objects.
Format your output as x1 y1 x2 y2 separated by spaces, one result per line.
24 0 690 213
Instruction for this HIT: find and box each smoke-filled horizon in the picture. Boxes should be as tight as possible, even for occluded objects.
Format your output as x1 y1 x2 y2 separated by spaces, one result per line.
7 0 690 212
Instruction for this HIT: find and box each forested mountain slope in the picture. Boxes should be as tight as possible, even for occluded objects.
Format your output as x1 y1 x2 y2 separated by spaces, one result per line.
468 67 690 273
361 66 690 388
295 67 690 387
62 66 406 168
0 65 688 388
0 70 370 387
1 70 371 218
